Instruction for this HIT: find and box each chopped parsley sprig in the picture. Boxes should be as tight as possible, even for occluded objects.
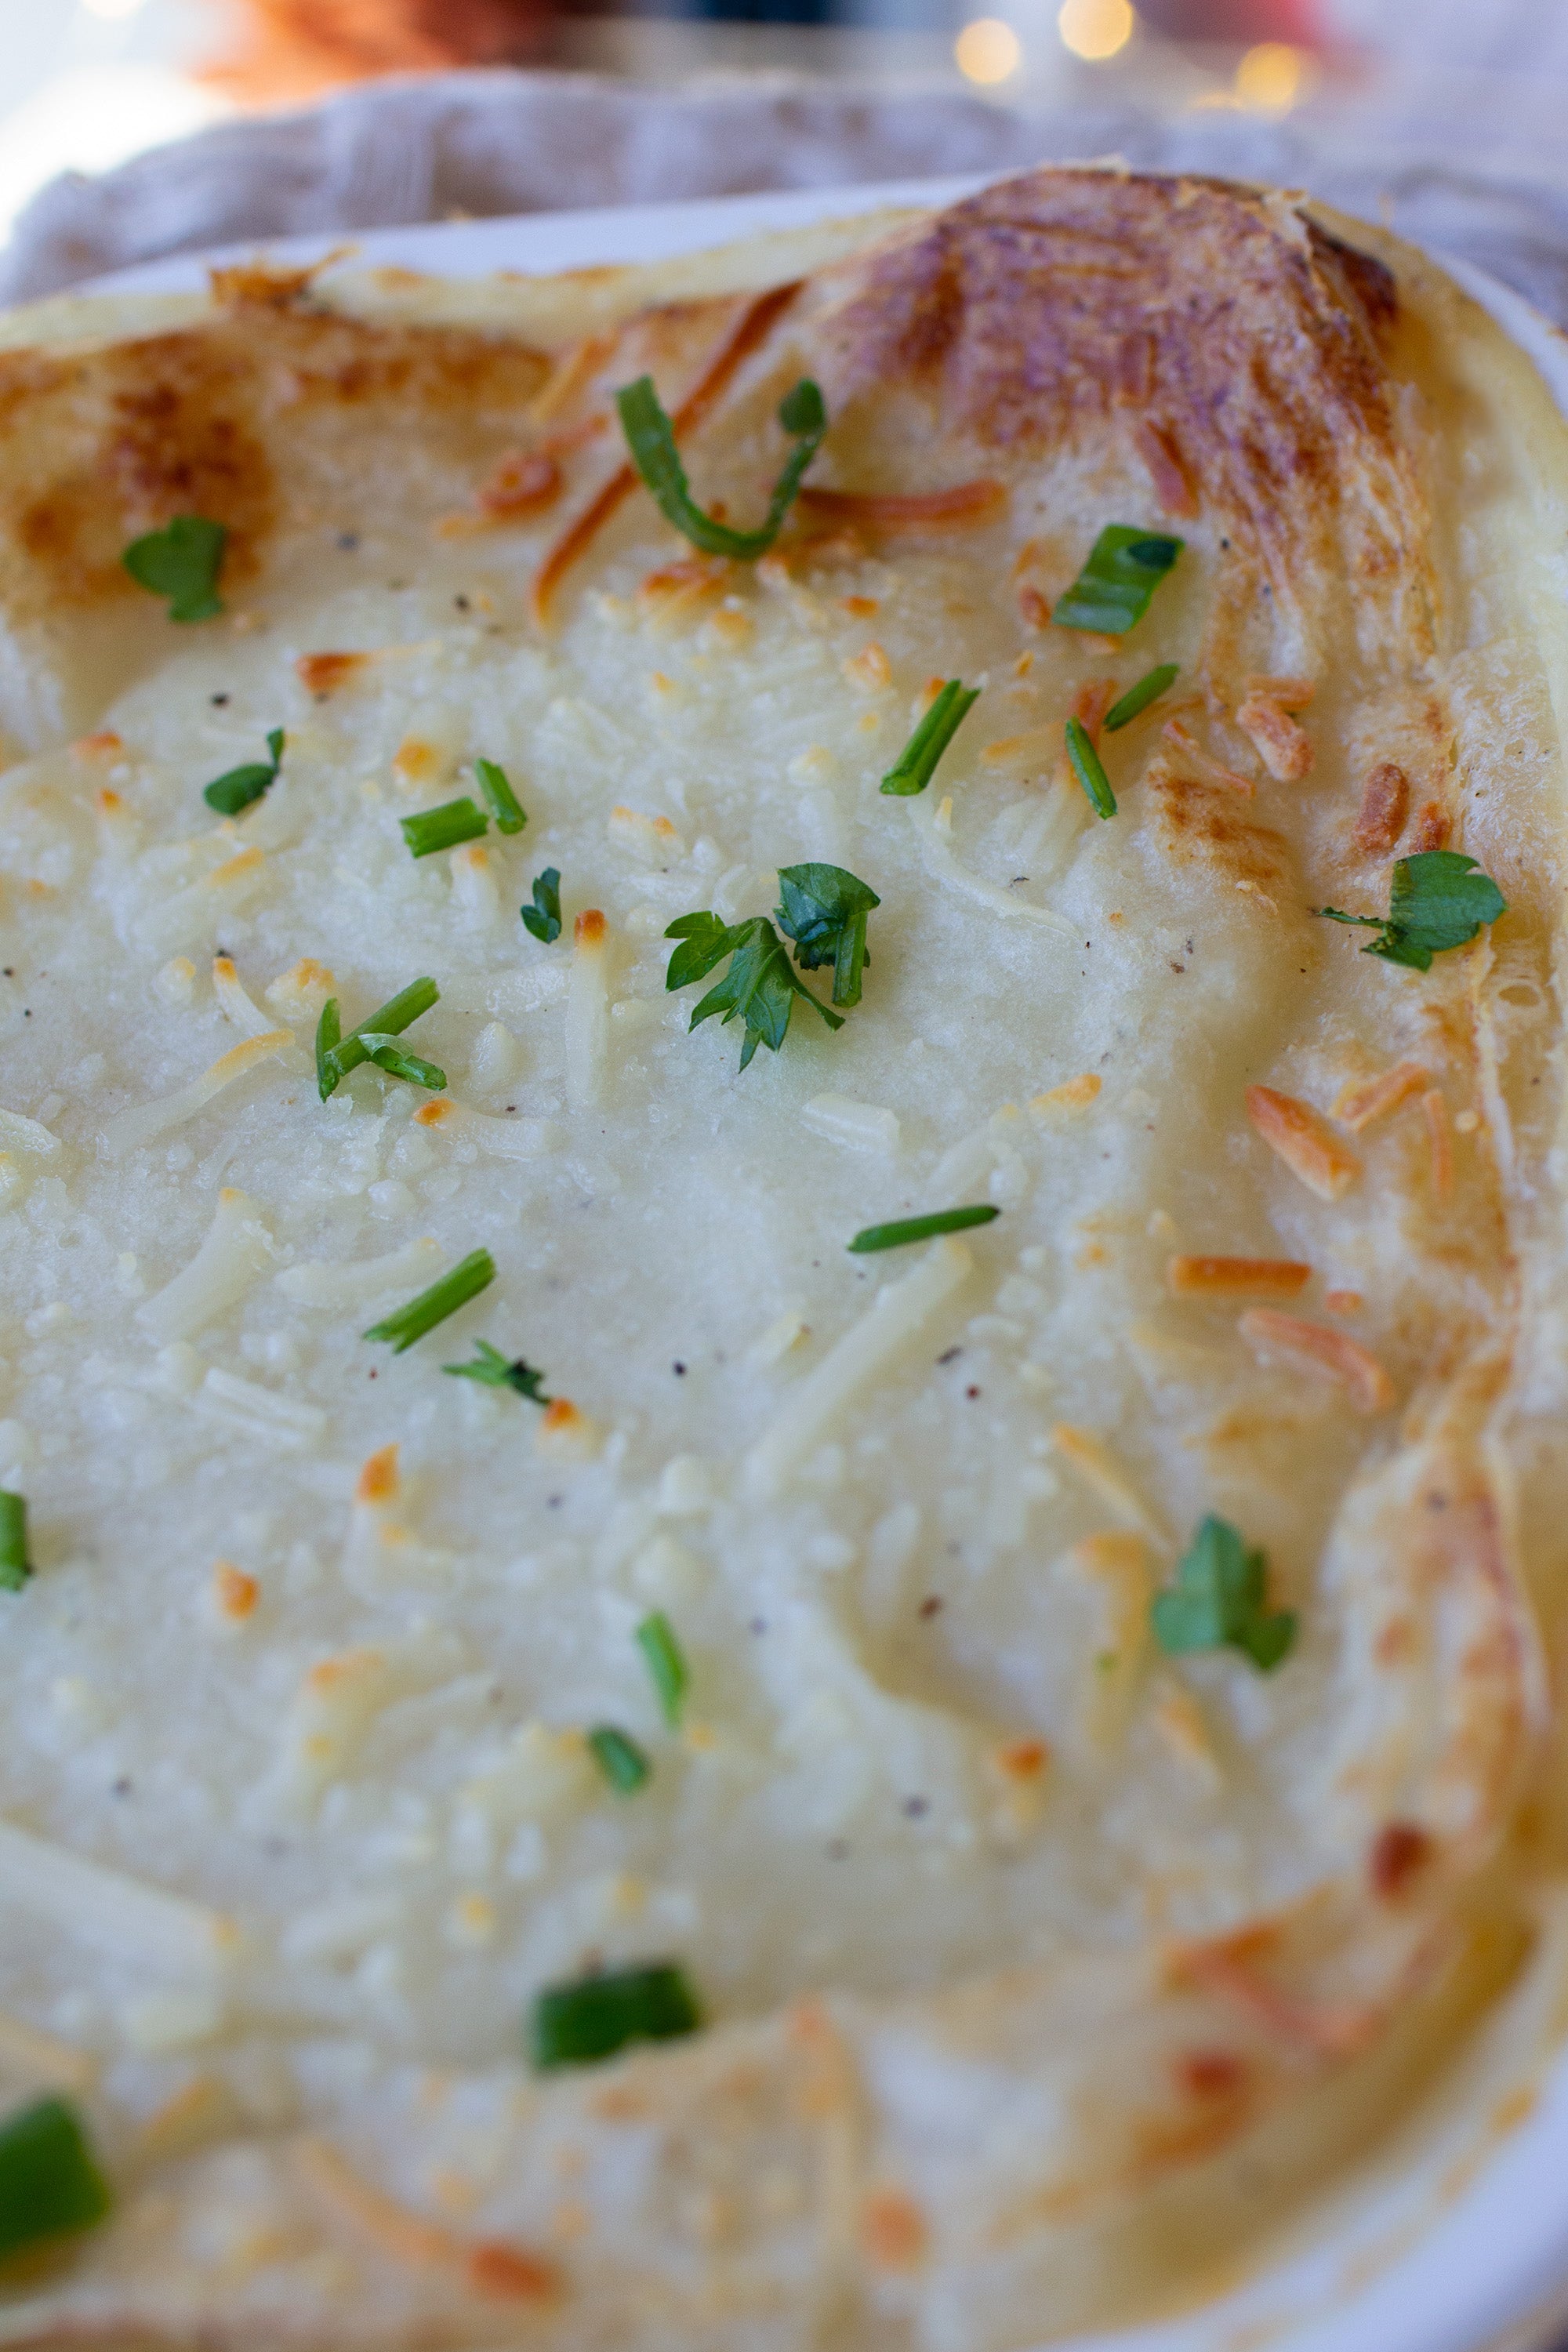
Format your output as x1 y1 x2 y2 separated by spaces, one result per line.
0 1493 31 1593
530 1962 700 2071
616 374 826 559
849 1205 1000 1254
443 1340 550 1403
401 797 488 859
665 910 842 1073
122 514 227 622
0 2096 111 2259
1065 717 1116 819
474 757 526 835
521 868 562 943
880 680 978 797
316 977 442 1101
203 728 285 817
363 1248 495 1353
1315 850 1505 971
1151 1515 1296 1672
1105 662 1179 731
1052 526 1182 635
588 1726 652 1795
774 862 880 1007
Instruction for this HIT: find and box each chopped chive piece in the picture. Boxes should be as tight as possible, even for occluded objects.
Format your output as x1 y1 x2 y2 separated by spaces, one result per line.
1314 851 1506 973
474 757 526 835
530 1962 701 2071
616 373 826 560
774 862 880 1008
363 1248 495 1353
316 976 439 1101
1052 525 1183 635
637 1610 688 1726
442 1339 550 1403
664 911 842 1072
879 680 978 797
1151 1515 1296 1672
848 1204 1000 1254
588 1726 652 1794
1105 662 1179 732
356 1036 447 1092
1065 717 1116 819
0 1493 30 1593
0 2096 111 2259
121 514 227 622
202 726 285 817
521 867 562 944
401 797 488 859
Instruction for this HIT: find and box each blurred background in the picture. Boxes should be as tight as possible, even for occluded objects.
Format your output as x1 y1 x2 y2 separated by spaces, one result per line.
2 0 1567 306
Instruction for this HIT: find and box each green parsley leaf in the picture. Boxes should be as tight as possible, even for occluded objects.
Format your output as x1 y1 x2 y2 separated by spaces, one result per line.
615 373 826 560
530 1962 700 2071
521 868 562 944
1313 851 1506 973
202 727 285 817
0 1492 31 1594
588 1726 652 1795
1151 1515 1296 1673
0 2096 111 2260
363 1247 495 1353
1052 526 1183 634
315 976 440 1102
879 679 978 796
664 911 842 1072
1105 662 1179 732
774 862 880 1007
474 757 526 835
637 1610 688 1726
848 1204 1000 1254
400 797 488 859
442 1339 551 1403
121 514 227 622
1065 716 1116 819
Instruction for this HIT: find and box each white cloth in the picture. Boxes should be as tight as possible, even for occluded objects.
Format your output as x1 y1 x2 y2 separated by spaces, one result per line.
6 64 1568 326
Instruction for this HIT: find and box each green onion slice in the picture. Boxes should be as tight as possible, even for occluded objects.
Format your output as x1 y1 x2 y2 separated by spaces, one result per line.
1065 717 1116 819
848 1204 1000 1254
637 1611 688 1726
530 1962 701 2071
615 374 826 560
879 680 978 797
1052 526 1183 635
474 757 527 835
202 727 285 817
400 797 489 859
356 1036 447 1093
588 1726 652 1794
0 1492 30 1593
1104 663 1179 732
121 514 227 622
316 976 439 1102
0 2096 111 2260
363 1248 495 1353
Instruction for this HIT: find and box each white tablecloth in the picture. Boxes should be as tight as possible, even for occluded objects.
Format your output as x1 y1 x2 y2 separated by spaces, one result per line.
4 63 1568 330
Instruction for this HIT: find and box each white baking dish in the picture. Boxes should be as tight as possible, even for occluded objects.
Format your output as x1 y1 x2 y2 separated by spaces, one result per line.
70 171 1568 2352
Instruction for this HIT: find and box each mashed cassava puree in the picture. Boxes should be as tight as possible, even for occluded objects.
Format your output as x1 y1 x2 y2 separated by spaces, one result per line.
0 169 1566 2350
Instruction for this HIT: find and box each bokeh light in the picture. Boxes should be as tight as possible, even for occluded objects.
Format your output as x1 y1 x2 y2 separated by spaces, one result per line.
1056 0 1134 64
1234 42 1305 115
955 18 1022 83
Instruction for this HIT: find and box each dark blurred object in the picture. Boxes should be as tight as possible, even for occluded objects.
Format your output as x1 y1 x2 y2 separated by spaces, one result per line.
203 0 550 100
